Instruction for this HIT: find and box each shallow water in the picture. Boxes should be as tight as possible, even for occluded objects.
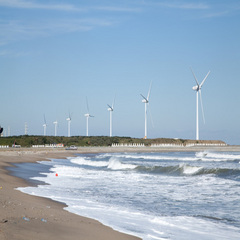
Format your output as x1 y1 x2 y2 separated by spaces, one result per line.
17 151 240 239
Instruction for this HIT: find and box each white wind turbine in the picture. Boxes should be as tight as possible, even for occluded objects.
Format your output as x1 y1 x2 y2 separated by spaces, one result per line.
140 82 152 139
84 97 94 136
43 115 47 136
53 120 58 137
107 96 115 137
66 113 71 137
191 68 210 140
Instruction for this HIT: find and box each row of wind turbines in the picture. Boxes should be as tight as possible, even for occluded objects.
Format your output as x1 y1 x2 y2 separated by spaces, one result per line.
43 96 115 138
43 68 210 140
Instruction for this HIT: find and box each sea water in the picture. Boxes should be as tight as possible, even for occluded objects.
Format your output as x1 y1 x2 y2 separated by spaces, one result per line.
18 151 240 240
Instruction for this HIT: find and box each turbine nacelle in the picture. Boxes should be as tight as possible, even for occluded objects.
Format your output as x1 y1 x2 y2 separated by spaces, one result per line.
107 104 113 111
141 99 148 103
85 113 94 118
192 85 199 91
43 115 47 127
66 117 71 121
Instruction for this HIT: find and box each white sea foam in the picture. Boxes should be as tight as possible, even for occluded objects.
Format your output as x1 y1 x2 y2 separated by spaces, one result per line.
114 154 197 161
182 165 203 175
50 165 84 178
70 156 108 167
17 152 240 240
107 157 136 170
196 152 240 161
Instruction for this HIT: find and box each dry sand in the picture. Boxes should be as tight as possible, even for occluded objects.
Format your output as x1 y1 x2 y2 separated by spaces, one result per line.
1 145 240 240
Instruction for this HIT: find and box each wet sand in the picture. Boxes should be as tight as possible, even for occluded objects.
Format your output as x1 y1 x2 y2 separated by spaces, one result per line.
1 145 240 239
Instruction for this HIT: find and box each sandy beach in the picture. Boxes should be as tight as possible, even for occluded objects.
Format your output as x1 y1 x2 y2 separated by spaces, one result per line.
0 148 142 240
1 145 240 240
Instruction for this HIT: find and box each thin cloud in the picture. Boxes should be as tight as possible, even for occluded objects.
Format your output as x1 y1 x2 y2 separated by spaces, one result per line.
0 49 30 57
157 1 209 10
0 18 114 45
95 6 141 12
202 11 230 19
0 0 142 13
0 0 83 11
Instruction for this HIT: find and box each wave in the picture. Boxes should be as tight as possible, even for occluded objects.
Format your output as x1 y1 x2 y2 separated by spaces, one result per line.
136 164 240 177
107 157 137 170
108 153 197 161
136 164 202 176
101 152 240 162
195 152 240 161
70 156 137 170
68 155 240 178
70 157 109 167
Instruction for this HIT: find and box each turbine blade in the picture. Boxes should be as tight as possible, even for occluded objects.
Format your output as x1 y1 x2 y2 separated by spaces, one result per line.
107 104 112 109
148 103 154 128
147 81 152 101
200 71 210 88
190 67 199 86
112 94 116 109
140 94 147 101
43 114 47 124
86 97 90 113
199 89 205 124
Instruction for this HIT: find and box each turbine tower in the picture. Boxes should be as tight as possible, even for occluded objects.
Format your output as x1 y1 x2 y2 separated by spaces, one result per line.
84 97 94 136
66 113 71 137
140 82 152 139
25 122 28 135
53 120 58 137
107 96 115 137
43 115 47 136
191 68 210 140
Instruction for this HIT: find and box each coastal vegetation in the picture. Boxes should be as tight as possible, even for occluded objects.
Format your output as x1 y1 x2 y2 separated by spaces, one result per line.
0 135 226 148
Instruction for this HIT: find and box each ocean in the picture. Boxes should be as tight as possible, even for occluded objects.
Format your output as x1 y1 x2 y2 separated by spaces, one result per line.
16 151 240 240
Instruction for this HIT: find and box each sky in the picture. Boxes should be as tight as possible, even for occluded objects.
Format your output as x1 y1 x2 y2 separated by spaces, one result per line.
0 0 240 145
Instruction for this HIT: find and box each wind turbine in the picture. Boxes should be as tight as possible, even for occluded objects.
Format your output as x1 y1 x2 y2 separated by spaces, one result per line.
53 120 58 137
191 68 210 140
140 82 152 139
66 113 71 137
84 97 94 136
107 96 115 137
43 115 47 136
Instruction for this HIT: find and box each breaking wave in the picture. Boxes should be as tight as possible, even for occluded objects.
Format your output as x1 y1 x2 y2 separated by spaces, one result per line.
135 164 240 177
101 152 240 162
71 156 137 170
70 157 108 167
107 157 137 170
67 154 240 180
195 152 240 161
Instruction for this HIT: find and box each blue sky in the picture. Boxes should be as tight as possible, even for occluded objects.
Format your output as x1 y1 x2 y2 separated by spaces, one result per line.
0 0 240 144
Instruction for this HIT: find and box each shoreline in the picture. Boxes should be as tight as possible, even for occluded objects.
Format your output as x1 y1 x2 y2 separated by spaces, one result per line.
0 148 141 240
1 146 240 240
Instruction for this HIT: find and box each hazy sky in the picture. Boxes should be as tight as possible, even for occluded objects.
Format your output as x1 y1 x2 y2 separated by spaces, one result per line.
1 0 240 144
